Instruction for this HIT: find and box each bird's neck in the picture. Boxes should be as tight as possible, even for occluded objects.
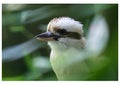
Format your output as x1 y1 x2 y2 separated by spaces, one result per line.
48 41 85 75
48 41 81 52
48 41 82 59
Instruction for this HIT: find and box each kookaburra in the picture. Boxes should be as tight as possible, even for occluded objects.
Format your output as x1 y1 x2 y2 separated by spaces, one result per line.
35 16 109 80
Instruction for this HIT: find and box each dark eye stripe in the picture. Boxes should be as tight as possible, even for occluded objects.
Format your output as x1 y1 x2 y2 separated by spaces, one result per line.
57 29 68 35
57 29 82 39
67 32 82 39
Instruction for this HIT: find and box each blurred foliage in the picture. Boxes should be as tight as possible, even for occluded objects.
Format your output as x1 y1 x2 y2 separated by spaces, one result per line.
2 4 118 80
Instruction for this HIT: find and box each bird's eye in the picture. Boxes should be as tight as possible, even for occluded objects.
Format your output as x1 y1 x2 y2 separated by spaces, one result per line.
57 29 68 35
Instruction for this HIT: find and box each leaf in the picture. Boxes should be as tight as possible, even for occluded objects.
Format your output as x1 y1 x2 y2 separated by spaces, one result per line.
86 15 109 56
2 12 21 26
3 4 114 27
10 26 25 32
2 39 43 62
2 4 27 12
24 56 52 80
32 56 51 71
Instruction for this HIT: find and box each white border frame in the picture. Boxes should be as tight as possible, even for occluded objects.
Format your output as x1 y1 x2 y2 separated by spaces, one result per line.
0 0 119 85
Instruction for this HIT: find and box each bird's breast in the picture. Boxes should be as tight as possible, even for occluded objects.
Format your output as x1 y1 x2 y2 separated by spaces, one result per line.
50 48 82 72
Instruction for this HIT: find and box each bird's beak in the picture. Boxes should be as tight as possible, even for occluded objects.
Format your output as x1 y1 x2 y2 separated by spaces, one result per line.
35 32 61 41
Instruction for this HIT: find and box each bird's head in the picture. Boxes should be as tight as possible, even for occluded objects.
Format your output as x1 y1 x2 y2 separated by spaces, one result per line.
36 17 86 50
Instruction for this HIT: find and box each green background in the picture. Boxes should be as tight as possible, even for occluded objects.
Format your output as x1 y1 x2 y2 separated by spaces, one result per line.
2 4 118 80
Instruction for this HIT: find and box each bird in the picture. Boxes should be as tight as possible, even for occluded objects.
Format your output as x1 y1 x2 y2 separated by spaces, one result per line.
35 16 109 80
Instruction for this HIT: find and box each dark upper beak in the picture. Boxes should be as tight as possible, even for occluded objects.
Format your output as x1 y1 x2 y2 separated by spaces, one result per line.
35 32 61 41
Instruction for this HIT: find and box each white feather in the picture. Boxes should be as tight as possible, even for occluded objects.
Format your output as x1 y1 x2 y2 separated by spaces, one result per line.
55 17 83 34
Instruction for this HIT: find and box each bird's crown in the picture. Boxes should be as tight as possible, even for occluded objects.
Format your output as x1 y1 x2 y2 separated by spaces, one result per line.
47 17 84 37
